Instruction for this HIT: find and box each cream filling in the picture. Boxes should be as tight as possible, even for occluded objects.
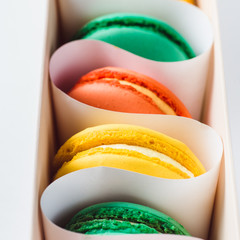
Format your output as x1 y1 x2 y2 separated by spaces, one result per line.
102 78 176 115
95 144 194 178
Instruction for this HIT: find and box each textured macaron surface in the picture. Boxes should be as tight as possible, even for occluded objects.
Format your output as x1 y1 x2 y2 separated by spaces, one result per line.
53 124 206 180
68 67 191 117
65 202 190 235
73 13 196 61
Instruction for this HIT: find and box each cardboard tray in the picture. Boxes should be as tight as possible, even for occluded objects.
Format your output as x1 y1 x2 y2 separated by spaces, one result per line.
33 0 240 239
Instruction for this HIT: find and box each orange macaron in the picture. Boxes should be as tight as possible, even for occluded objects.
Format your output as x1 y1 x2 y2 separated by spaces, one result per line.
68 67 191 117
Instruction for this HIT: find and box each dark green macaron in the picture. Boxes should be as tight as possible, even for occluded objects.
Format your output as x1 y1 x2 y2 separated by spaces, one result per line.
65 202 191 235
73 13 196 62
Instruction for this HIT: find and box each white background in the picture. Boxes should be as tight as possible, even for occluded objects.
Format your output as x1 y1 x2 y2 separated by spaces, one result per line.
0 0 240 239
0 0 48 239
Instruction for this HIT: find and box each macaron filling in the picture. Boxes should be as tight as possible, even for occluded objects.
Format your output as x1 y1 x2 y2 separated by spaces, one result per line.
98 144 194 177
109 79 176 115
54 144 194 179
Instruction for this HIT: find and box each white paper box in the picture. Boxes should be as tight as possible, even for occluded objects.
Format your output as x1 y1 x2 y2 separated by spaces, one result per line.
33 0 240 240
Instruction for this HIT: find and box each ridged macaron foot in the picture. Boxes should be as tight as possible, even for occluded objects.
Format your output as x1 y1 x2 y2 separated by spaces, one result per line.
65 202 191 235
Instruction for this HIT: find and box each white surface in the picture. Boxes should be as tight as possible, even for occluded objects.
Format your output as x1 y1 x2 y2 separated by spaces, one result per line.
0 0 48 239
217 0 240 213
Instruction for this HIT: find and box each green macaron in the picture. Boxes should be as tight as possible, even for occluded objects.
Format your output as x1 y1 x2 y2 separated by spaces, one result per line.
65 202 191 235
73 13 196 62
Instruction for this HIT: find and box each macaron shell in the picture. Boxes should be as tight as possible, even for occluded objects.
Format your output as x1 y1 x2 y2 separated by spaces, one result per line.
74 13 196 62
53 124 206 177
68 67 191 117
68 80 164 114
81 27 189 61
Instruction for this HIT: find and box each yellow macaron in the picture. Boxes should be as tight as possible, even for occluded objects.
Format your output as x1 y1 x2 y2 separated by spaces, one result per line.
181 0 196 4
53 124 206 180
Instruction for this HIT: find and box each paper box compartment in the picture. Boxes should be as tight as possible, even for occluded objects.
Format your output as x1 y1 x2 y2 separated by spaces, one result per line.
33 0 240 239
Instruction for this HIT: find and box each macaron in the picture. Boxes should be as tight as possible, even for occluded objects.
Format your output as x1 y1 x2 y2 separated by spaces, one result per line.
72 13 196 62
181 0 196 4
65 202 191 235
68 67 191 117
53 124 206 180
